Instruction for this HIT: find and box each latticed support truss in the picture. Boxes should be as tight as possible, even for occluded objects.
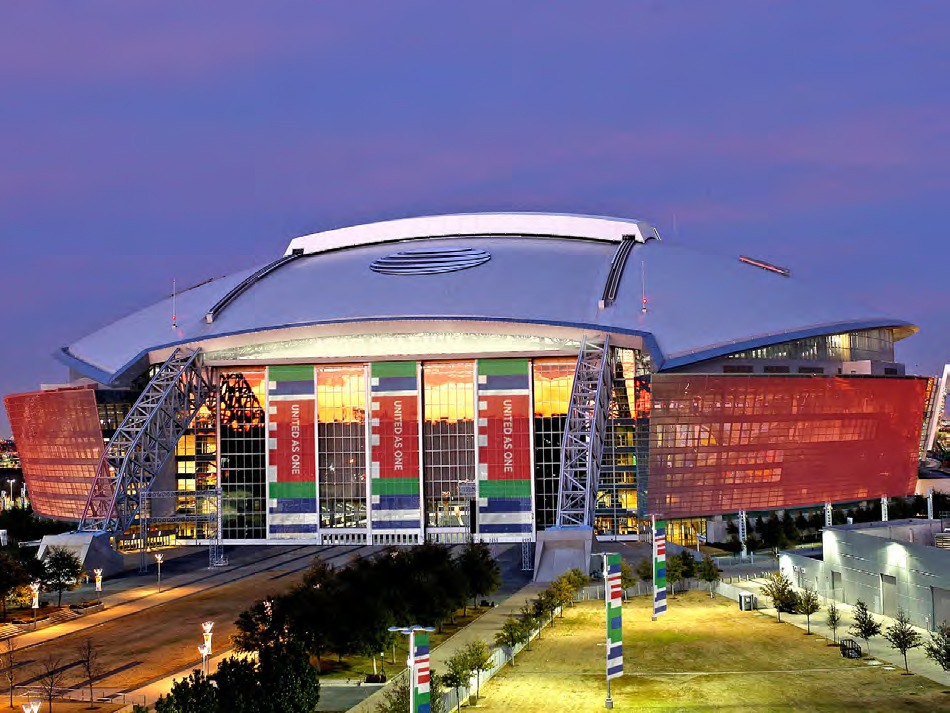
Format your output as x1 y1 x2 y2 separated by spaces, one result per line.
79 348 214 535
555 336 614 528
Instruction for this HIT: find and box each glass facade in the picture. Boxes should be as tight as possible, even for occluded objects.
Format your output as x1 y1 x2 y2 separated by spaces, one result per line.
317 365 367 529
219 370 267 539
5 386 105 520
646 374 929 518
422 361 475 529
725 328 895 363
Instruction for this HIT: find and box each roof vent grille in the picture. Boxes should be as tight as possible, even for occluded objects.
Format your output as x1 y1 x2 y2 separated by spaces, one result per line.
370 247 491 275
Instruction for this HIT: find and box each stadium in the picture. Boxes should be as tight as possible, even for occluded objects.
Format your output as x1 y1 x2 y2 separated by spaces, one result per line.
4 212 939 572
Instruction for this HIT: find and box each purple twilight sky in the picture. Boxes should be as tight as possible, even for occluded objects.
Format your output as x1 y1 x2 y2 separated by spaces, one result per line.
1 2 948 436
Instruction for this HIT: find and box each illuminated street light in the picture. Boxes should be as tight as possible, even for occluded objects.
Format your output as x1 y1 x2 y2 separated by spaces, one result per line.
200 621 214 676
154 553 164 592
5 479 14 508
93 568 103 603
29 581 40 629
388 625 435 713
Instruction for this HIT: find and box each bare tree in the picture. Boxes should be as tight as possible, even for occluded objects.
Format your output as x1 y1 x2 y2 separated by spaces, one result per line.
3 638 16 709
75 638 102 709
37 654 68 713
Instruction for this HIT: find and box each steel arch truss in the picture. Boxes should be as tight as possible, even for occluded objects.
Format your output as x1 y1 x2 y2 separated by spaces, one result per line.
556 336 614 528
79 348 214 534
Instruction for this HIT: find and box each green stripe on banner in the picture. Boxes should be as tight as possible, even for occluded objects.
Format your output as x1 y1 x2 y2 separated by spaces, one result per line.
268 365 314 382
478 479 532 499
608 625 622 643
371 477 420 496
269 482 316 500
371 361 417 378
607 552 622 568
477 358 529 376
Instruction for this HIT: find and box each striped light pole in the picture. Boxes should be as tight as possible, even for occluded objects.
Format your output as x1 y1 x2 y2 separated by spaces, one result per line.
388 625 435 713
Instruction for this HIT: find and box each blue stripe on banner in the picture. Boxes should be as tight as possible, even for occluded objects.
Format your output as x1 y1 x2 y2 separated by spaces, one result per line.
608 562 621 575
269 380 314 395
478 498 532 513
370 520 419 529
372 495 420 510
610 615 621 630
655 590 667 602
607 664 624 677
608 644 623 658
656 565 666 578
269 499 317 514
479 523 533 534
372 376 416 393
418 704 430 713
481 374 530 391
269 524 319 534
654 602 667 614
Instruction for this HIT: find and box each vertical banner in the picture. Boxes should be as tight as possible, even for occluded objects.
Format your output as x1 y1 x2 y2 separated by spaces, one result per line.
605 553 624 680
413 631 431 713
476 359 532 536
653 517 667 619
370 362 421 530
267 365 317 538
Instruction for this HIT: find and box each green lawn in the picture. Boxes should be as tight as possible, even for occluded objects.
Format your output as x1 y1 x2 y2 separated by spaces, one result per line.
473 591 949 712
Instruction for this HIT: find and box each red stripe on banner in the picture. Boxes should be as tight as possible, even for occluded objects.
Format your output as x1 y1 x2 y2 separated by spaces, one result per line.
270 400 315 484
417 672 430 685
478 394 531 481
373 394 419 479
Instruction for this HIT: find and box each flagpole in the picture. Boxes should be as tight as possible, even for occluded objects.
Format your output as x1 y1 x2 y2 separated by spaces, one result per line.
602 552 612 709
408 629 416 713
651 515 657 622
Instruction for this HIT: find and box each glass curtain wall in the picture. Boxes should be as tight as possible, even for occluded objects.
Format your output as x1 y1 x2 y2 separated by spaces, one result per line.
422 361 475 529
174 403 217 539
219 370 267 539
532 358 574 530
316 365 367 529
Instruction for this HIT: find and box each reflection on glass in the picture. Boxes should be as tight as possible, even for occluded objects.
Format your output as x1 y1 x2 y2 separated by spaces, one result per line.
317 365 366 529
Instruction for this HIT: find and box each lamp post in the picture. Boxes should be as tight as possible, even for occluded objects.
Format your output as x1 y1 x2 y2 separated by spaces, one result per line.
30 581 40 629
200 621 214 676
5 479 14 509
154 553 164 592
93 568 103 603
388 625 435 713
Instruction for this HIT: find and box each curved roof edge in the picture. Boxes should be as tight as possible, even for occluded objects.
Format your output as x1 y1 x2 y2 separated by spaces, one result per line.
57 316 664 386
285 212 661 256
658 319 919 371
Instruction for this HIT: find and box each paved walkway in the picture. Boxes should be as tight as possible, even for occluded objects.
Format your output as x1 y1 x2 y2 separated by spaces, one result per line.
733 576 950 687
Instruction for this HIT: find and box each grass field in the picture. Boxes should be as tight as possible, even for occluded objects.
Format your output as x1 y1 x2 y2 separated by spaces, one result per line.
474 591 949 712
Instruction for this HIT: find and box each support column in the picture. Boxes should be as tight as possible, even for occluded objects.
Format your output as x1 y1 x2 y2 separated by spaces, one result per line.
737 510 748 561
880 497 889 522
824 502 833 528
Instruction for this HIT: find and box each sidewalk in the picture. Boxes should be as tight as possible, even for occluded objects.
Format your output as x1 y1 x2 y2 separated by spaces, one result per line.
733 577 950 687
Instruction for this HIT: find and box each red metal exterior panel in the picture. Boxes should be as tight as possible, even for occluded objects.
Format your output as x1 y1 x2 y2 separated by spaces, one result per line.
647 375 928 518
4 386 104 520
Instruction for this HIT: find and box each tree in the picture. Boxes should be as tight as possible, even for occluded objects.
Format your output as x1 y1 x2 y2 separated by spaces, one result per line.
494 615 526 666
0 550 29 620
457 541 501 614
634 557 653 585
677 551 696 580
463 640 492 704
883 609 923 673
258 641 321 713
3 638 16 710
155 670 219 713
213 656 262 713
75 638 103 709
443 650 470 713
665 555 684 597
37 654 68 713
549 576 575 616
849 600 882 655
40 546 83 607
760 571 796 623
796 589 821 634
698 555 720 598
619 559 636 591
826 602 842 644
518 601 540 647
924 621 950 671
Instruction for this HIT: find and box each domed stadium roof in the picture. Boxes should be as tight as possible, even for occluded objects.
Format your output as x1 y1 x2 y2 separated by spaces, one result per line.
59 212 915 384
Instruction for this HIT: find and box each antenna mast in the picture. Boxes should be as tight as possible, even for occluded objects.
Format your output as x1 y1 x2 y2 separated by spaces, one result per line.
172 279 177 329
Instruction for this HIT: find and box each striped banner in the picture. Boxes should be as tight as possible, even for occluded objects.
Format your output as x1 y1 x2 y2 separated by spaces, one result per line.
413 631 431 713
653 517 667 618
605 553 624 680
